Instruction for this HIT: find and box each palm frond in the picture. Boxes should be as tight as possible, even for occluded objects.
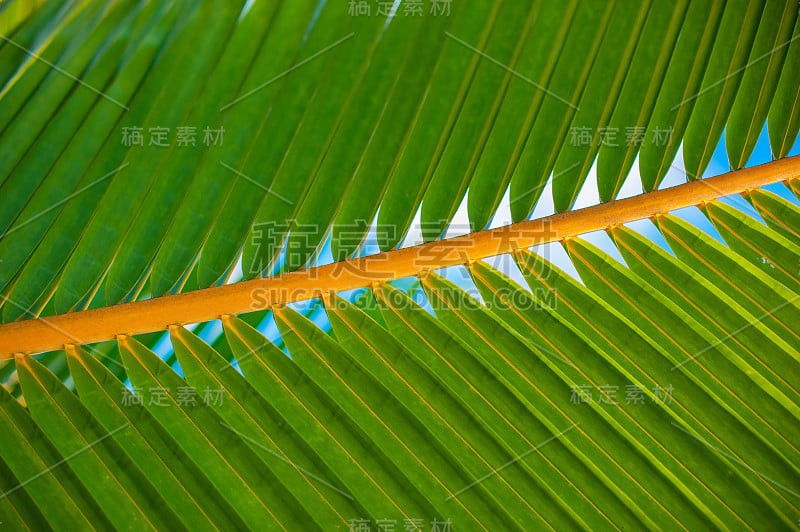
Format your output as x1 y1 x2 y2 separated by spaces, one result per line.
0 0 798 319
4 196 800 527
3 1 800 530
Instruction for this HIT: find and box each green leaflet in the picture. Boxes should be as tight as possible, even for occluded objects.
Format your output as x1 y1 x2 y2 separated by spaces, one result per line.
637 0 725 191
609 223 800 407
104 0 290 304
376 0 501 251
518 243 800 521
367 285 595 529
510 0 615 221
420 0 541 241
726 0 797 169
552 0 651 212
746 188 800 243
0 0 101 133
564 236 800 522
655 213 800 356
595 0 689 202
0 0 140 182
66 344 248 530
0 385 111 528
0 0 72 90
0 0 188 321
54 0 247 312
0 455 52 532
223 314 439 523
327 290 565 529
682 0 764 179
467 0 579 232
767 15 800 158
169 325 365 528
419 272 653 529
118 334 317 530
273 305 511 530
194 0 343 286
279 10 451 271
238 8 385 279
0 18 132 237
466 259 756 529
16 355 187 531
705 199 800 292
157 0 348 291
329 12 453 261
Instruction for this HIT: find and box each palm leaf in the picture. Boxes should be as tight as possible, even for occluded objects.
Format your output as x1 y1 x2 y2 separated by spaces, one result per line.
4 200 800 527
0 0 798 313
2 0 800 530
